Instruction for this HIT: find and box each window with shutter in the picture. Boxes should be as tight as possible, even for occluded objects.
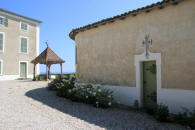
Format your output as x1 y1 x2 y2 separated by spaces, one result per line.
4 18 8 27
0 33 4 52
21 22 28 31
0 17 3 25
20 37 28 53
0 60 2 75
0 16 8 27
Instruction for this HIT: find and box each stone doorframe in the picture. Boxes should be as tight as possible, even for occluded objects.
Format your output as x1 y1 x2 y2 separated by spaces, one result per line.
134 51 161 107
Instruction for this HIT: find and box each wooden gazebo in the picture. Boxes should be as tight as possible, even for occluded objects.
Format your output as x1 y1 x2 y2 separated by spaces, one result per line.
31 46 65 80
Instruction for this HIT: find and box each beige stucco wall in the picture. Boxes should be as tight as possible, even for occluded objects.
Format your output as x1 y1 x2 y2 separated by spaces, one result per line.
75 0 195 90
0 14 38 76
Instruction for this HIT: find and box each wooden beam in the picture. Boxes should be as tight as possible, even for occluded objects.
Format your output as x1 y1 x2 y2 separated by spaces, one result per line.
48 65 51 79
46 64 48 81
33 64 36 81
60 63 62 79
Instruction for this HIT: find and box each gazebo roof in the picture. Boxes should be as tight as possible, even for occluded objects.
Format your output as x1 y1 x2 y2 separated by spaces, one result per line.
31 46 65 65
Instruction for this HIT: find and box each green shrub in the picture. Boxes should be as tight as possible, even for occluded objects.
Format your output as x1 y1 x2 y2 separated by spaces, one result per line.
174 112 189 126
39 75 46 80
155 104 169 122
144 103 170 122
55 74 75 80
48 79 61 90
94 86 114 108
56 83 66 97
56 80 74 97
73 84 114 108
190 109 195 128
51 80 114 108
62 74 68 79
55 74 60 79
73 84 94 103
35 75 40 81
174 108 195 129
70 74 75 79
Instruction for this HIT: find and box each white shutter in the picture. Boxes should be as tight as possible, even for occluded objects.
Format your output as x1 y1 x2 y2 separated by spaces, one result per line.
0 34 3 52
21 38 24 52
23 38 27 52
0 17 3 25
21 37 27 53
0 61 1 74
4 18 8 27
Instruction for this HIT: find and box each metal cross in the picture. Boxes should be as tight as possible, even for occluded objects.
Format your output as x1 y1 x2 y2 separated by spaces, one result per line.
142 34 152 58
45 40 49 47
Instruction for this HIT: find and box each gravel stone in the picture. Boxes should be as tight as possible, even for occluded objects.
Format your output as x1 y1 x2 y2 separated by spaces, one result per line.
0 80 187 130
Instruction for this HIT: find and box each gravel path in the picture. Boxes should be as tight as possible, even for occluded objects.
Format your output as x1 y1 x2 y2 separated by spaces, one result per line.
0 80 187 130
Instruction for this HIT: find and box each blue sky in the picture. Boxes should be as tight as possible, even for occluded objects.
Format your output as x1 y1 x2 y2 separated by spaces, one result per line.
1 0 161 74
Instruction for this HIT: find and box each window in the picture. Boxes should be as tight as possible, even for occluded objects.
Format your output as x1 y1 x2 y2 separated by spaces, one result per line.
20 22 28 31
20 37 28 53
0 33 4 52
0 17 3 25
0 16 8 27
0 60 3 75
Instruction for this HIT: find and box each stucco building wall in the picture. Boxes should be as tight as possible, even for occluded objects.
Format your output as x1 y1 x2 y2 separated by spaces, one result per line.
75 0 195 90
0 12 39 78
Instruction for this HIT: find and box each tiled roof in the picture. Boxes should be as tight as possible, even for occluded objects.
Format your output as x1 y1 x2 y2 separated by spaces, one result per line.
69 0 185 40
0 8 42 24
31 47 65 65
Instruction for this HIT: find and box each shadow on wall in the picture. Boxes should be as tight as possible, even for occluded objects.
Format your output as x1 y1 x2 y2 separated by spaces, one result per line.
25 87 148 129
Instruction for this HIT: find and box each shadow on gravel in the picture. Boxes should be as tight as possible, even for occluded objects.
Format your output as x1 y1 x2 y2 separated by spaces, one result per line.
25 87 141 129
25 87 183 129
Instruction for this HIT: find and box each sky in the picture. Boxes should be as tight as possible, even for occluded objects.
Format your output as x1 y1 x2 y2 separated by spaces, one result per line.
1 0 162 74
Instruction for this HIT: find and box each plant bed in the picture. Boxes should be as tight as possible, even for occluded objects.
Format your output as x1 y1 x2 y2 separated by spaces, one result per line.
171 108 195 129
143 103 195 129
143 103 170 122
48 80 114 108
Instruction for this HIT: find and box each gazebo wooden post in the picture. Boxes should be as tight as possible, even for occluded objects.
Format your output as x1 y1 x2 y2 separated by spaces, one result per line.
33 63 36 81
60 63 62 79
46 64 49 81
48 64 51 79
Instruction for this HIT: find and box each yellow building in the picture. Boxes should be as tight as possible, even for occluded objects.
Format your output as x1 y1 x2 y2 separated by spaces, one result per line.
0 9 42 80
70 0 195 113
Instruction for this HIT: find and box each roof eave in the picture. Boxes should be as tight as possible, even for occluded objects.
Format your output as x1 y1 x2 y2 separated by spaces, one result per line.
0 8 42 24
69 0 185 40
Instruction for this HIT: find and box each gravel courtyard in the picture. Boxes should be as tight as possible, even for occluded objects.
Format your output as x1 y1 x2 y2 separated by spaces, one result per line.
0 80 187 130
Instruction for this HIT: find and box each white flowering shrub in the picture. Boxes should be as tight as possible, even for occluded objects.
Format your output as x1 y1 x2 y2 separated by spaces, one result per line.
55 79 75 97
93 86 113 108
72 84 114 108
53 80 114 108
48 78 63 91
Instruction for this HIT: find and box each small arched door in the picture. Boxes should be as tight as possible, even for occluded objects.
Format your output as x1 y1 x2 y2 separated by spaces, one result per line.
143 61 157 107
